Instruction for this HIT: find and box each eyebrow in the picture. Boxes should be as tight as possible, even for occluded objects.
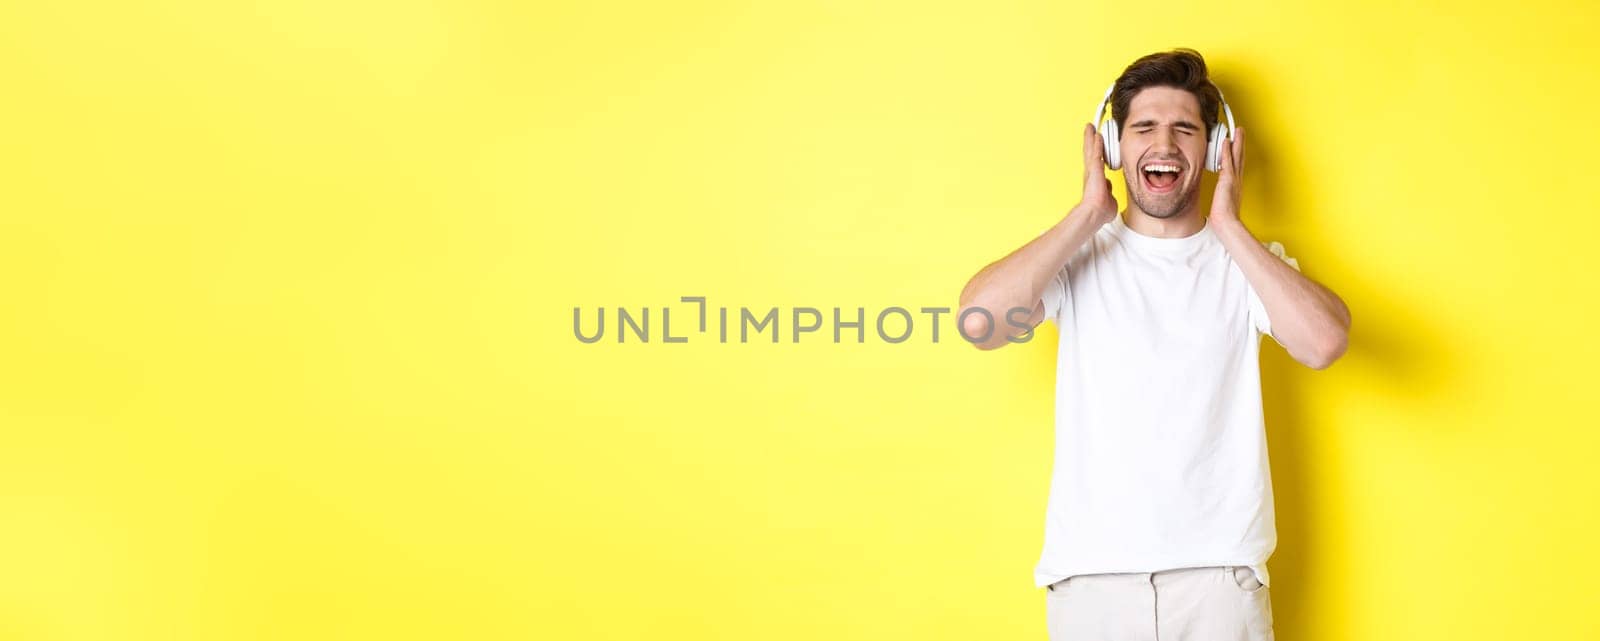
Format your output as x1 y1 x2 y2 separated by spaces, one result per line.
1127 119 1202 131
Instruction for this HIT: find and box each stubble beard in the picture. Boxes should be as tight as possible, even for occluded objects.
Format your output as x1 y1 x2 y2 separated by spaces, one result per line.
1126 174 1197 220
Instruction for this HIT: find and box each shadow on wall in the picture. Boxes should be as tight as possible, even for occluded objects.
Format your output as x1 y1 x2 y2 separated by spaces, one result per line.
1217 60 1463 639
1259 268 1460 638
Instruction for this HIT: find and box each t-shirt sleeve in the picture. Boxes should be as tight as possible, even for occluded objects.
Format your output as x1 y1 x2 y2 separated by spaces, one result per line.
1247 240 1301 338
1040 265 1069 325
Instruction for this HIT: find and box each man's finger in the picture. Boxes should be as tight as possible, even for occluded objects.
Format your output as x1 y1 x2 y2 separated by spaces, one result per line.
1092 131 1105 171
1216 136 1230 178
1224 135 1237 177
1083 123 1097 172
1233 126 1245 174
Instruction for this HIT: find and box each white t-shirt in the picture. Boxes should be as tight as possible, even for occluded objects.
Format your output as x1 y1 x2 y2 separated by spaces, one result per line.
1034 213 1300 589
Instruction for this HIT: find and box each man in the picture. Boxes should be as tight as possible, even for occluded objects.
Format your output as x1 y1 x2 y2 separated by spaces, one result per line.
957 49 1351 640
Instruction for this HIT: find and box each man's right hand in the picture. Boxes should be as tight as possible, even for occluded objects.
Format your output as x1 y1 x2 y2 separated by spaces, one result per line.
1078 123 1119 225
954 122 1124 350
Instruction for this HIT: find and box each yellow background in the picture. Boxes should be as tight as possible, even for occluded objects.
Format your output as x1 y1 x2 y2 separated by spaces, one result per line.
2 1 1597 639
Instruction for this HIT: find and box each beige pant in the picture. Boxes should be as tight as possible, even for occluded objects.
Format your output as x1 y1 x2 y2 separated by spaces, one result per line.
1045 566 1273 641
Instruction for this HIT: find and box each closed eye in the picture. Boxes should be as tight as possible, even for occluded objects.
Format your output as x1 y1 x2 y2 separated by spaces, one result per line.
1129 120 1203 135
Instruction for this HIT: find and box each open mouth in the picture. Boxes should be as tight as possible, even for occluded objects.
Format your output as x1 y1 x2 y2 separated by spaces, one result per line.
1140 162 1183 194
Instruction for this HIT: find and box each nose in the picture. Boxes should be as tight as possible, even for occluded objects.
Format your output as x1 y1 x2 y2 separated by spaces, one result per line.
1153 127 1180 153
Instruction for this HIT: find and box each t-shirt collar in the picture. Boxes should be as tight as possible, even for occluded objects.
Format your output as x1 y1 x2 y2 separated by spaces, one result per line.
1111 213 1212 254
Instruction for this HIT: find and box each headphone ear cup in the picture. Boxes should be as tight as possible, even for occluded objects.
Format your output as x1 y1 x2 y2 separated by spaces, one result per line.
1100 119 1121 170
1206 123 1227 172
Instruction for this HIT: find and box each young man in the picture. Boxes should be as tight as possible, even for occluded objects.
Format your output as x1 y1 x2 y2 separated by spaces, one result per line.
957 49 1351 640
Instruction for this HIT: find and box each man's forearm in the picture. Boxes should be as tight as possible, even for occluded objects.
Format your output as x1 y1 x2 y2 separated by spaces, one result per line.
958 206 1107 348
1212 217 1351 368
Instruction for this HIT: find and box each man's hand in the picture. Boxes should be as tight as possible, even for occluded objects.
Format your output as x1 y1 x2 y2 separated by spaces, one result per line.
954 123 1119 350
1209 126 1245 224
1078 123 1118 225
1208 123 1352 369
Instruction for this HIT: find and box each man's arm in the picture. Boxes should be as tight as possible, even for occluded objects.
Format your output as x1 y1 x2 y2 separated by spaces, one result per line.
1214 219 1350 368
1209 126 1351 369
958 124 1118 350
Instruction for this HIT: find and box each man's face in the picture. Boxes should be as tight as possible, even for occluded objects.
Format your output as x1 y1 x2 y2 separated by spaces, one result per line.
1120 86 1209 219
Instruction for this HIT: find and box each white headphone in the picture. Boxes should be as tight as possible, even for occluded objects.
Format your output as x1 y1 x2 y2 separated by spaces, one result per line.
1091 82 1237 172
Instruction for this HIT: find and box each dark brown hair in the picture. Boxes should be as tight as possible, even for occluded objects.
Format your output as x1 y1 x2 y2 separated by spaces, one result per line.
1111 48 1222 132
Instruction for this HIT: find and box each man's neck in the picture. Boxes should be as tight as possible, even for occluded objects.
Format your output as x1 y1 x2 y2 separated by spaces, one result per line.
1121 207 1205 238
